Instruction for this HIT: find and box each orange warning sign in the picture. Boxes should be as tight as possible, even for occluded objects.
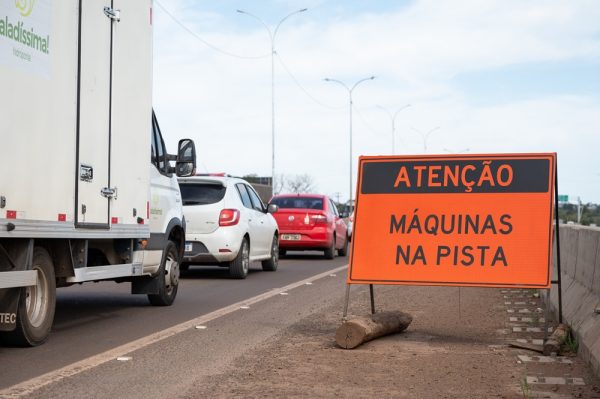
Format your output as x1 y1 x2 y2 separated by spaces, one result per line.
348 153 556 288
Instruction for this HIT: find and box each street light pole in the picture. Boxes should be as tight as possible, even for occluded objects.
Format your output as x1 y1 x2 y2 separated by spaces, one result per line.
377 104 411 154
324 76 375 207
411 126 440 153
237 8 307 194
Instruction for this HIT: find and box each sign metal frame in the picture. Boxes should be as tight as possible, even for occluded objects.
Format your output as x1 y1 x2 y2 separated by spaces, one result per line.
342 153 563 323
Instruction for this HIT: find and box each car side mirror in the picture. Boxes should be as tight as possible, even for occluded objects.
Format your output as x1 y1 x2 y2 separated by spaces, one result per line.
176 139 196 177
267 204 279 214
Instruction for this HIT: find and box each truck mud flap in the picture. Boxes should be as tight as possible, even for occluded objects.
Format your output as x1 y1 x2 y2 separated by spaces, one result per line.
0 239 33 331
131 275 160 295
0 288 20 331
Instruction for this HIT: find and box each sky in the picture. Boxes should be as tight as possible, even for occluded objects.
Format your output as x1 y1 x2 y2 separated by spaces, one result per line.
152 0 600 204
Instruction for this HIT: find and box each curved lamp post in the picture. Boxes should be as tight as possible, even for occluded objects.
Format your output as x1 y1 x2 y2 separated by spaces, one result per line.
237 8 308 193
411 126 440 153
377 104 411 154
324 76 375 206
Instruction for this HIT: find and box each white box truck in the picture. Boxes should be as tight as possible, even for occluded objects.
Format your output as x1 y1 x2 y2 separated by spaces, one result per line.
0 0 196 346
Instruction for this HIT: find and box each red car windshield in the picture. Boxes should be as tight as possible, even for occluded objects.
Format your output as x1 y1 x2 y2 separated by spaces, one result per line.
271 197 323 210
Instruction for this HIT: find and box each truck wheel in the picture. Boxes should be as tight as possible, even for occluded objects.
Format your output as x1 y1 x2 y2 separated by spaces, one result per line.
229 238 249 279
338 235 349 257
324 236 336 260
1 247 56 346
262 235 279 272
148 241 179 306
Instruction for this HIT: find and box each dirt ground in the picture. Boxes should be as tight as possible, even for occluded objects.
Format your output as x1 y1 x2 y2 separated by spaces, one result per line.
186 284 600 398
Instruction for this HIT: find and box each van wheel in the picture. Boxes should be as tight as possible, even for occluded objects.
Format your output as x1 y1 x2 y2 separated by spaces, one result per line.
229 238 250 279
324 236 336 260
338 235 349 257
148 241 179 306
262 235 279 272
1 247 56 346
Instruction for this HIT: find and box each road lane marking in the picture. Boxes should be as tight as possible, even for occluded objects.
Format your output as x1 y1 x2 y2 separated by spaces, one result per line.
0 264 349 398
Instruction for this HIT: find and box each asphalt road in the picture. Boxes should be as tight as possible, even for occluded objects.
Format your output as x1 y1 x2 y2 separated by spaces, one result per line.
0 252 348 392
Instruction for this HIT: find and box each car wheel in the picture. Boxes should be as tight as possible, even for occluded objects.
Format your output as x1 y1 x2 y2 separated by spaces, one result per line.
338 235 349 257
262 235 279 272
324 235 336 260
0 247 56 347
148 240 179 306
229 238 250 279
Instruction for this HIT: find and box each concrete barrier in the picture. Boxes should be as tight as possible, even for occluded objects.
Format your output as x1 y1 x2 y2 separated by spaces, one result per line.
545 224 600 377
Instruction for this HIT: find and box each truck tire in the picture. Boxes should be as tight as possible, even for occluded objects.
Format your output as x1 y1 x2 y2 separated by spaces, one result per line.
338 235 349 257
148 241 179 306
261 235 279 272
229 238 249 279
1 247 56 346
324 235 336 260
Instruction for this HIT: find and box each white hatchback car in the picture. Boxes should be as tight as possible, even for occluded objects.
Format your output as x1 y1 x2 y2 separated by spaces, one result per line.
178 175 279 279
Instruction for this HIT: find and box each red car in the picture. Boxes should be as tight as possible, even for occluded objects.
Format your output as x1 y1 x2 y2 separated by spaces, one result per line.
269 194 348 259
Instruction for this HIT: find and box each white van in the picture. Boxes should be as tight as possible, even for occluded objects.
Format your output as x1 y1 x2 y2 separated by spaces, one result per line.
0 1 195 346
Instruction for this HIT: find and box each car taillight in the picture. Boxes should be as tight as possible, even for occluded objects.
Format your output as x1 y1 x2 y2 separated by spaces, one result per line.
219 209 240 226
311 213 329 224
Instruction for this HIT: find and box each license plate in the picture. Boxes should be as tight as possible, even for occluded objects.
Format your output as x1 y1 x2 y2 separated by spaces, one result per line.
185 243 193 252
281 234 301 241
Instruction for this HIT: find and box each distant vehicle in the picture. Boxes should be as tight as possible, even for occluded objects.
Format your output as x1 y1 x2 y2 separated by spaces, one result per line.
347 211 354 242
269 194 348 259
178 176 279 279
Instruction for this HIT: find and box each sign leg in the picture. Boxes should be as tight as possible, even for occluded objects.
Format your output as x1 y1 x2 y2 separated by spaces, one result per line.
554 163 563 324
369 284 375 314
342 284 351 321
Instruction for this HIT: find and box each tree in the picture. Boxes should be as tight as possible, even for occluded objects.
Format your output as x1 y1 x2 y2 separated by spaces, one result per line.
285 174 316 194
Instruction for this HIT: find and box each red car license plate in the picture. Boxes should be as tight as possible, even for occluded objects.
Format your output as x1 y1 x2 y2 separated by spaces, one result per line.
281 234 301 241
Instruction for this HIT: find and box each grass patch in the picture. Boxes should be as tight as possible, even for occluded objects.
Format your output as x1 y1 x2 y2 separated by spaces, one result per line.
563 332 579 354
520 377 533 399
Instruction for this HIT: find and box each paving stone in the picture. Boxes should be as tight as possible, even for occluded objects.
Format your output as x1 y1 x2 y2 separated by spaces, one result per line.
526 376 585 385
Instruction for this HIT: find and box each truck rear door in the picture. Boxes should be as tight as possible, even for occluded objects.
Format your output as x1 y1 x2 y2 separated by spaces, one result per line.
75 1 115 227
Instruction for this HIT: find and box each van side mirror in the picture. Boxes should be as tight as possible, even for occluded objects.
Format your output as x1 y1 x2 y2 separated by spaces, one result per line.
176 139 196 177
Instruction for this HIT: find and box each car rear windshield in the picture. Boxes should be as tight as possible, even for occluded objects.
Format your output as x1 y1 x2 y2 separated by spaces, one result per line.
180 183 226 205
270 197 323 210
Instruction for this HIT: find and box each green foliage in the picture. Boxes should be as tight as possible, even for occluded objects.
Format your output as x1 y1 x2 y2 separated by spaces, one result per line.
520 377 532 399
558 203 600 226
564 332 579 353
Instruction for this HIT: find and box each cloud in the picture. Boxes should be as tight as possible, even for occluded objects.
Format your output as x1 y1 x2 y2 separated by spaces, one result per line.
153 0 600 202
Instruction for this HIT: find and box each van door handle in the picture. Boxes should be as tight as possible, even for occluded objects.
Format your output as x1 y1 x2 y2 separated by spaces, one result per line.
103 7 121 22
101 187 117 199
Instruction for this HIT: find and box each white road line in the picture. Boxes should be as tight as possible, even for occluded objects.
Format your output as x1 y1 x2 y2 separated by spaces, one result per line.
0 264 349 398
